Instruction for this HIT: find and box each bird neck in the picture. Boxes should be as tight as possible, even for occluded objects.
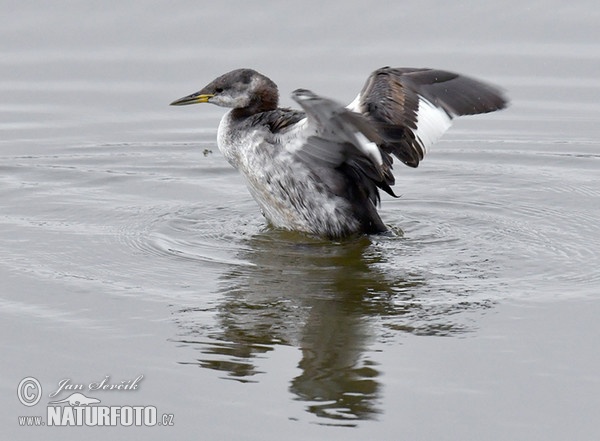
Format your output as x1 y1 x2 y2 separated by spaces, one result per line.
233 80 279 117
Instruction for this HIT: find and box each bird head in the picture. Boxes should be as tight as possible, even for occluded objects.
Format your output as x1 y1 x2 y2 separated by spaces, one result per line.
170 68 278 113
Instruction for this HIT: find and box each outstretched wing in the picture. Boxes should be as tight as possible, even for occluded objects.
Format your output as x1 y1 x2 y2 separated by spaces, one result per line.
290 88 397 208
348 67 508 167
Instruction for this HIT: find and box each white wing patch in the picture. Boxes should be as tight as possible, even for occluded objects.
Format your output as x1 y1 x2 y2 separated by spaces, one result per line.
346 93 362 112
413 97 452 154
354 131 383 167
346 96 383 167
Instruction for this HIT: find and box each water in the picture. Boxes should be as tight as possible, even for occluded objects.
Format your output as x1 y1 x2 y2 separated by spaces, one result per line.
2 1 599 439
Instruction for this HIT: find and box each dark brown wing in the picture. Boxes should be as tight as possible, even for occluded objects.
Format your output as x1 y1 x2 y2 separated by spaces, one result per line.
351 67 508 167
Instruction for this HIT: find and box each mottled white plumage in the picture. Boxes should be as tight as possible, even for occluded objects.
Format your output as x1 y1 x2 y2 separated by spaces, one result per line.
217 109 361 236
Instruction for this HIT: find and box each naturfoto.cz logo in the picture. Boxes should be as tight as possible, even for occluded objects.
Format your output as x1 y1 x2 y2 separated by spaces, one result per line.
17 375 175 428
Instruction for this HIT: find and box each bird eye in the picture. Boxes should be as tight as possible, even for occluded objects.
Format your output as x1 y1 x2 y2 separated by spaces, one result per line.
215 87 223 93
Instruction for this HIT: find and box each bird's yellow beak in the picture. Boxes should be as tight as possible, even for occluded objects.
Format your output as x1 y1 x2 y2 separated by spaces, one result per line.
170 92 214 106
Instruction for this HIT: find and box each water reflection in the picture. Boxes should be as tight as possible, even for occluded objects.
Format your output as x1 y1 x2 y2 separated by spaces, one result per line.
175 229 490 423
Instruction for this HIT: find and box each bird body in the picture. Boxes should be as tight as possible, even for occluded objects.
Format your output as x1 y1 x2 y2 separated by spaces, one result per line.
171 67 507 238
216 106 373 237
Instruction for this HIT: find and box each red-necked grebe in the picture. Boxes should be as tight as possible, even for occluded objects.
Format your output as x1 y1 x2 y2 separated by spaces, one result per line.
171 67 507 239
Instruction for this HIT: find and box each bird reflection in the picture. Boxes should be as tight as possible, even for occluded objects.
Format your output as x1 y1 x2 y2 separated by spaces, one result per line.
175 229 489 424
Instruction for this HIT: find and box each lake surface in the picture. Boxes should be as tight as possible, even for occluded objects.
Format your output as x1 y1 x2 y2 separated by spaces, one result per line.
2 1 599 440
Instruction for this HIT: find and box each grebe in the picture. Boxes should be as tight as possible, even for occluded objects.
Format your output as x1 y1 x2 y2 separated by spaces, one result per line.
171 67 507 239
